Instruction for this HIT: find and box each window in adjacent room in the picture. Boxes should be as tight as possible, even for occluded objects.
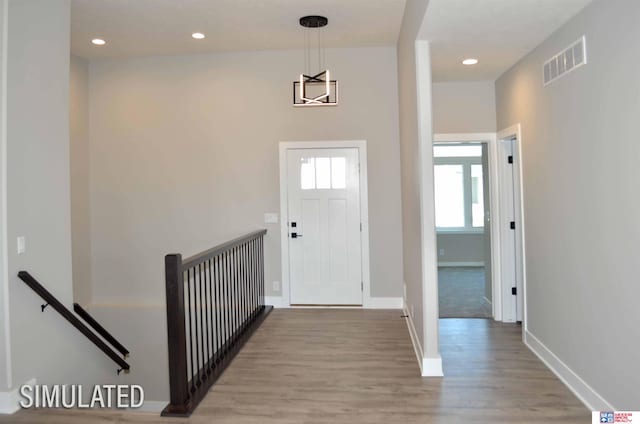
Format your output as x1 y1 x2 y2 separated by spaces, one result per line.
433 144 484 232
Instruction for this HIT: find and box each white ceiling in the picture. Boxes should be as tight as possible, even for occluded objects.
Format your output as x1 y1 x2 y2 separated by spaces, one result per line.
70 0 407 58
72 0 596 81
422 0 595 82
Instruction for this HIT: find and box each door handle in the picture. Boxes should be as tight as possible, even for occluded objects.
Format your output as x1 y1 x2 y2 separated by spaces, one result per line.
290 232 303 238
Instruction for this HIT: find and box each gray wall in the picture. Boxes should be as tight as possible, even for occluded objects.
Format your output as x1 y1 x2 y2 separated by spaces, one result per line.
496 0 639 409
5 0 116 390
432 81 496 133
87 46 403 305
70 55 91 306
397 0 427 348
396 1 441 367
0 0 8 392
437 233 484 264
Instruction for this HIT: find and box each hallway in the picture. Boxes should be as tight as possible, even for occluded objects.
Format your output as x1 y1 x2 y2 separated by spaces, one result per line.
1 309 588 423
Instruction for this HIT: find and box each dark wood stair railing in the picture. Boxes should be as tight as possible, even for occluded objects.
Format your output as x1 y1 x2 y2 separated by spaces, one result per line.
17 271 130 373
162 229 273 417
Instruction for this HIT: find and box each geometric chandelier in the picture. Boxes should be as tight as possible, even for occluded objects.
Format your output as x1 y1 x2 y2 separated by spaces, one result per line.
293 15 338 107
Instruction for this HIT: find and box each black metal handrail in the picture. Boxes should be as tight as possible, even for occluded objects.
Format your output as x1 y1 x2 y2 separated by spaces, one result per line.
162 229 272 417
74 303 130 357
17 271 130 373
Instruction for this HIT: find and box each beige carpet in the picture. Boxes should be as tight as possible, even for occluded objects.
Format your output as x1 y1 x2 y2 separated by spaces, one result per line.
438 266 492 318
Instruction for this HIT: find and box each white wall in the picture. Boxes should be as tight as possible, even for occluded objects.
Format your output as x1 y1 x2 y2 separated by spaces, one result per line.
70 55 91 305
3 0 121 400
432 81 496 133
496 0 639 410
87 46 404 305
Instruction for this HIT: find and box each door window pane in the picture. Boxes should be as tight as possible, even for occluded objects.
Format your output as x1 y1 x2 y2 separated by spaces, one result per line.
331 157 346 189
471 164 484 227
315 158 331 189
301 158 316 190
434 165 465 228
302 156 349 190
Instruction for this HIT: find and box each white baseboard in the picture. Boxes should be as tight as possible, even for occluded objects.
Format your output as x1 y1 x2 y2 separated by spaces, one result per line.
438 261 484 267
265 296 403 310
264 296 285 308
524 330 613 411
364 297 403 309
403 306 423 374
422 356 444 377
402 306 444 377
0 378 35 414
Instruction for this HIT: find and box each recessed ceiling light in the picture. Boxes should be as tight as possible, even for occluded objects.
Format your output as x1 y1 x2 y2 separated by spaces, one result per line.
192 33 206 40
462 58 479 65
91 38 106 46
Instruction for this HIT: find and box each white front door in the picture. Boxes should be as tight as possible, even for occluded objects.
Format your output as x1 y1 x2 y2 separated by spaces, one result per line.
286 148 362 305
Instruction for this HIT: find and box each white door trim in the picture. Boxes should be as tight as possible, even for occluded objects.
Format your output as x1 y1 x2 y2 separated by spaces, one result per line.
278 140 371 308
496 124 527 332
433 133 502 320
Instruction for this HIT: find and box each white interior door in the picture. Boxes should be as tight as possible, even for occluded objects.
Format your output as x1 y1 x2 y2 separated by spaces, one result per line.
286 148 362 305
498 138 521 322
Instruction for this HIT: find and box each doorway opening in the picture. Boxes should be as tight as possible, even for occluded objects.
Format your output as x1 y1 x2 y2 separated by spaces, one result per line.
433 130 525 324
433 142 492 318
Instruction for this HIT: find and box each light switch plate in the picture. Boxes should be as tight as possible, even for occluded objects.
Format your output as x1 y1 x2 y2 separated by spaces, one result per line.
264 213 279 224
17 236 25 254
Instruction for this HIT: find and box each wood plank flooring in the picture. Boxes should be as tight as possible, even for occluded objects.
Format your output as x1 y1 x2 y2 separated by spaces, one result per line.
0 309 589 423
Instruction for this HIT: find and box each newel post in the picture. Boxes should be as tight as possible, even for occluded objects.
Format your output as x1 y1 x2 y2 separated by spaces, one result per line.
163 254 190 415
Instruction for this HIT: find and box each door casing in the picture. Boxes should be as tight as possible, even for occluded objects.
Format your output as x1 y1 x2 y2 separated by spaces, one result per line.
279 140 371 308
496 124 526 330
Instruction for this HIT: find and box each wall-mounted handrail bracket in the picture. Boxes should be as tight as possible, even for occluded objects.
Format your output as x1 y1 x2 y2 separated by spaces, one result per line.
40 303 49 312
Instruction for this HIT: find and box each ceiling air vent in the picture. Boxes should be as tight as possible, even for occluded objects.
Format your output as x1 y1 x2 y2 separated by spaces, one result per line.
543 36 587 86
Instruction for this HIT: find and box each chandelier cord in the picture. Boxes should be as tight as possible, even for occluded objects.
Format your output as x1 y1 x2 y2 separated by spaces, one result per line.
304 27 309 76
317 27 321 74
321 27 326 72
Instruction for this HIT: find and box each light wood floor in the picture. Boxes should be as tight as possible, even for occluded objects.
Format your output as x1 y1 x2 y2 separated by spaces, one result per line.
1 309 588 423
